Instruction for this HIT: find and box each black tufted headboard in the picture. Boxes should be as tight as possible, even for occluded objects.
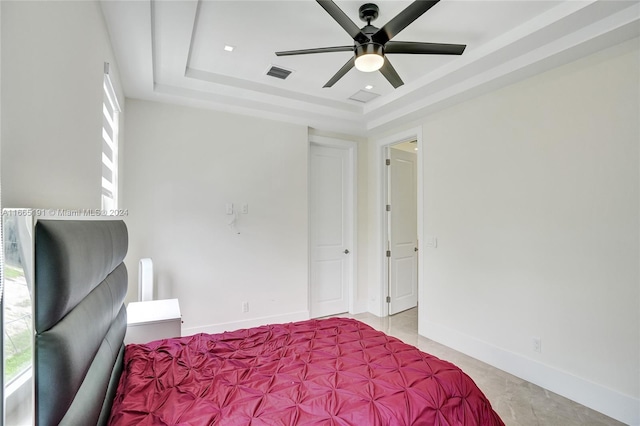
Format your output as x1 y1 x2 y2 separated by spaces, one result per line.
34 220 128 426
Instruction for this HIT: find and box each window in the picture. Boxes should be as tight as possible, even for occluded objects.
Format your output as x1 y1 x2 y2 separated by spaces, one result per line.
2 217 32 384
0 185 3 426
102 63 121 211
2 210 34 425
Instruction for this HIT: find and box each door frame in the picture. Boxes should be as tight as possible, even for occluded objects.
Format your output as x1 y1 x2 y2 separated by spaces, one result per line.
371 127 423 317
308 134 358 315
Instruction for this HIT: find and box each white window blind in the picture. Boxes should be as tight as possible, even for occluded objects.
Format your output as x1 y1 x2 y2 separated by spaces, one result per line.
102 63 121 211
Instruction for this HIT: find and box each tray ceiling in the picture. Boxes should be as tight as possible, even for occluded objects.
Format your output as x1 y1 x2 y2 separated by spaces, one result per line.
101 0 640 135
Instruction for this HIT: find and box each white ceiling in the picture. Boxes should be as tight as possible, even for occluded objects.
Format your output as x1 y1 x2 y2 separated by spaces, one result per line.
101 0 640 136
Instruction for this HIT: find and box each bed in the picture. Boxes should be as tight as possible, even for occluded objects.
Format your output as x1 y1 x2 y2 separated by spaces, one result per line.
34 219 504 426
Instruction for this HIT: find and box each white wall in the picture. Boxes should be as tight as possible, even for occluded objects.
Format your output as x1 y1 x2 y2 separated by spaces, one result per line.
123 99 309 333
417 39 639 424
1 1 124 209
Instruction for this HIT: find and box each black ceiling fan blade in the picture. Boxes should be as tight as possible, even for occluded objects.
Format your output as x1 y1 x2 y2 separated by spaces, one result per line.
385 41 466 55
324 57 355 88
316 0 370 45
372 0 440 45
276 46 354 56
379 58 404 88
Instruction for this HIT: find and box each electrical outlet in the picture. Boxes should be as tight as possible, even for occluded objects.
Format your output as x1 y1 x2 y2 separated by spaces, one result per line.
532 337 542 353
242 204 249 214
242 301 249 313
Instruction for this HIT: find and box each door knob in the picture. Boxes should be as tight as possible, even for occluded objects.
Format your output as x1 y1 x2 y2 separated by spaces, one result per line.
344 249 350 254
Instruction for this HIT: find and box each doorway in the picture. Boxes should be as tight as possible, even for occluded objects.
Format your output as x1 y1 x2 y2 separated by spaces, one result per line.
371 126 423 320
308 137 356 318
386 141 418 315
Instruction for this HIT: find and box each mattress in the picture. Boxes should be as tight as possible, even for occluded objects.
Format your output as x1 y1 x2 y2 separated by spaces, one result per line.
109 317 504 425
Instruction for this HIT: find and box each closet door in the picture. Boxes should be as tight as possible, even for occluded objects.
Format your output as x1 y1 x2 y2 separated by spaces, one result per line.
309 143 354 318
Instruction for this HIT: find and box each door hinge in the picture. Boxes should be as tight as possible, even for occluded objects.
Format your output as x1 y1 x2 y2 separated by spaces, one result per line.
386 296 391 303
386 204 391 212
385 159 391 166
386 250 391 257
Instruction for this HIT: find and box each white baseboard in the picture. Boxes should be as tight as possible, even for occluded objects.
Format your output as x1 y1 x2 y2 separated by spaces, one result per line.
421 320 639 426
182 310 310 336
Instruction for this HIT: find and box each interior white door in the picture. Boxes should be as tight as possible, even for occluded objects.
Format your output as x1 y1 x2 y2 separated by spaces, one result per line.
388 146 418 315
309 144 353 318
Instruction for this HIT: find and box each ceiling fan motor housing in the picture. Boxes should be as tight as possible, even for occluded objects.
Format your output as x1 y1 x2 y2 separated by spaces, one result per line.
359 3 379 23
355 43 383 58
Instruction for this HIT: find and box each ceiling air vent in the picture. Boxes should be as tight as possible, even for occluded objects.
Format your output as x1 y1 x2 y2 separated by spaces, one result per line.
266 65 293 80
349 90 380 103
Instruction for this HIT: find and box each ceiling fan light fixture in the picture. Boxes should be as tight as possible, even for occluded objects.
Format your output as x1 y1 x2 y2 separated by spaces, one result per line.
275 1 467 88
355 43 384 72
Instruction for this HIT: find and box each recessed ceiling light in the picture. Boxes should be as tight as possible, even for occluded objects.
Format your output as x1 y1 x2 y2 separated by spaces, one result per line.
365 85 374 90
224 45 234 52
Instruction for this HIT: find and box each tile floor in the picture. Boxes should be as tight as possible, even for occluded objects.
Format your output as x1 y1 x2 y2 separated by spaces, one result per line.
334 308 625 426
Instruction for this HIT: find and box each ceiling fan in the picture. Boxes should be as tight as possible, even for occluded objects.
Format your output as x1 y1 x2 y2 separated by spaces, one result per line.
275 0 466 89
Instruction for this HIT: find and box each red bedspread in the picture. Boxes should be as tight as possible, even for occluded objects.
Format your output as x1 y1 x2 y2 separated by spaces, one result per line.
109 318 504 425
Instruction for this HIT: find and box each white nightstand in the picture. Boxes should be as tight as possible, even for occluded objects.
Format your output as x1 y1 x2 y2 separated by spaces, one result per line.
125 298 182 344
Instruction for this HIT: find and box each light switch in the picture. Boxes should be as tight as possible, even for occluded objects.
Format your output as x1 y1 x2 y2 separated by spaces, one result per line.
242 204 249 214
